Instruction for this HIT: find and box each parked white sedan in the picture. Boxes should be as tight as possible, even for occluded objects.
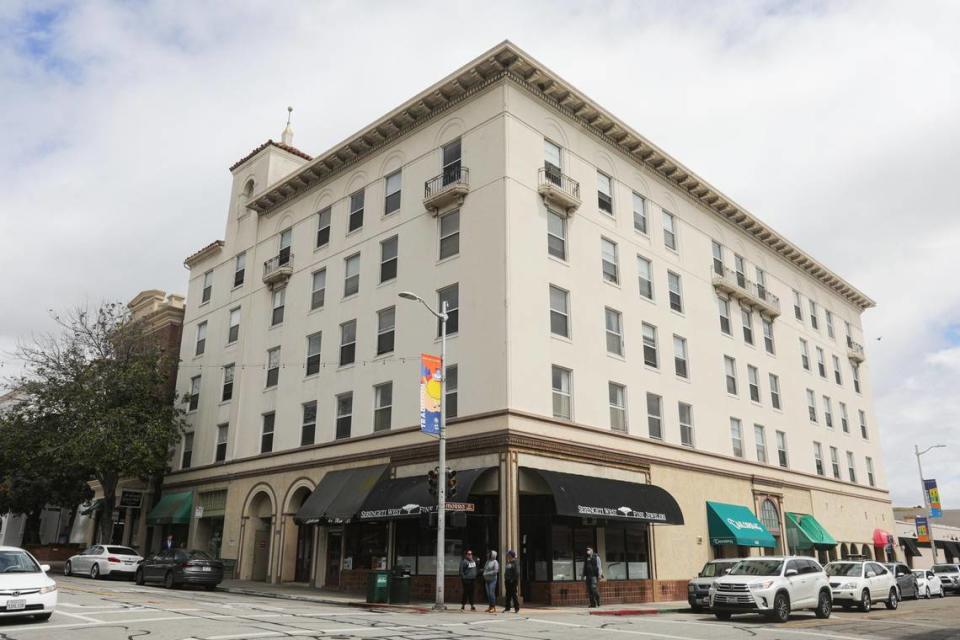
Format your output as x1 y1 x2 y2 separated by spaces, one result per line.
0 546 57 622
913 569 944 598
64 545 142 579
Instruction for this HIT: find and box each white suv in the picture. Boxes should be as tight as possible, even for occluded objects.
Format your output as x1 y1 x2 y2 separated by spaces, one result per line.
710 556 832 623
824 560 899 611
932 564 960 594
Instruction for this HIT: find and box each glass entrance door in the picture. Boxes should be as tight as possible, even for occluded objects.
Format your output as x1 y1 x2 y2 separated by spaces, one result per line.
325 530 342 588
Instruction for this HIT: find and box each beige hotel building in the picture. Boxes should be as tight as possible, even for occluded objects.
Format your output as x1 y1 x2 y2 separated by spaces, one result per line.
155 41 894 605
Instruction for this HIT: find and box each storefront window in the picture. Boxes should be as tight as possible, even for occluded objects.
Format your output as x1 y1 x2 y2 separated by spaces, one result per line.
625 526 649 579
551 525 574 580
574 527 595 579
395 520 418 574
347 523 388 571
605 527 627 580
759 499 781 555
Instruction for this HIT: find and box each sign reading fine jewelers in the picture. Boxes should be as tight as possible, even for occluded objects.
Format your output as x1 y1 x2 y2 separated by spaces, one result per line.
419 353 442 437
578 505 667 522
359 502 475 520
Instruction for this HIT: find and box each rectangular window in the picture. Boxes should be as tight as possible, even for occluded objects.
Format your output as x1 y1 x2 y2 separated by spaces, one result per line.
215 424 228 462
755 268 767 300
278 228 292 264
776 431 788 468
271 288 285 326
445 365 458 418
316 206 331 248
832 355 843 385
642 323 658 368
438 284 459 336
336 392 353 439
866 457 875 487
754 425 767 463
374 382 393 432
377 307 395 355
741 308 753 345
221 364 234 402
344 253 361 297
734 255 746 288
816 347 826 377
637 255 653 300
340 320 356 366
597 171 613 214
301 401 317 446
679 402 694 447
769 373 781 409
852 363 861 393
181 433 193 469
266 347 280 388
667 271 683 313
800 338 810 370
550 286 570 337
762 318 775 354
605 307 624 356
551 366 572 420
846 451 857 483
601 238 619 284
547 209 567 260
384 171 402 215
809 300 819 329
712 241 724 276
261 413 275 453
227 307 240 343
349 189 364 232
380 236 398 283
724 356 738 395
859 410 868 439
813 442 824 476
830 447 841 479
306 332 322 376
646 393 662 439
188 375 200 411
544 139 562 182
311 269 326 310
442 138 462 185
234 252 246 287
825 309 835 339
840 402 849 433
718 297 731 335
747 365 760 402
201 270 213 304
195 321 207 356
823 395 833 428
608 382 627 432
439 209 460 259
673 335 688 378
632 193 647 233
730 418 744 458
845 321 853 347
806 389 817 422
662 211 677 251
793 290 803 321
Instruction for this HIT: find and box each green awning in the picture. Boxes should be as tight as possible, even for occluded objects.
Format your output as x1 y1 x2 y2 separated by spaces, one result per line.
146 491 193 525
707 501 777 548
786 512 837 550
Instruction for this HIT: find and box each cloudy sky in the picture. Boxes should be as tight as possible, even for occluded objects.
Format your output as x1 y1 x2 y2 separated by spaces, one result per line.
1 1 958 507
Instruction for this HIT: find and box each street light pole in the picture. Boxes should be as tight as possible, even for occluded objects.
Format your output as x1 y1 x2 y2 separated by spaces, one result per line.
915 443 946 564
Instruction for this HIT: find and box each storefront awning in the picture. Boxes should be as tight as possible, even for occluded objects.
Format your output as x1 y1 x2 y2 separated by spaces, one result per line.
899 536 921 557
294 464 387 525
146 491 193 525
785 512 837 550
936 540 960 558
358 467 494 520
873 529 894 547
706 501 776 548
526 469 684 524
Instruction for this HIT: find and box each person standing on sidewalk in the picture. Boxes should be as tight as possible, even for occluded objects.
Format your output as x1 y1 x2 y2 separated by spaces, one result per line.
502 550 520 613
482 550 500 613
460 550 478 611
583 546 602 608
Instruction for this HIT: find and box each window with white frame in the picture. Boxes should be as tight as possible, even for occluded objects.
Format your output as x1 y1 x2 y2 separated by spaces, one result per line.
637 255 653 300
597 172 613 214
316 206 331 248
755 267 767 300
339 320 356 366
344 253 361 297
215 424 228 462
261 413 275 453
755 425 767 463
662 211 677 250
866 457 875 487
806 389 817 422
742 308 753 345
846 451 857 483
816 347 826 377
762 317 775 354
384 170 402 215
852 363 861 393
646 393 662 439
549 285 570 337
813 442 824 476
859 410 868 439
793 290 803 321
601 237 619 284
182 432 194 469
336 392 353 439
201 270 213 304
439 209 460 259
832 355 842 384
769 373 781 409
712 241 724 276
188 375 200 411
608 382 627 432
311 269 326 310
278 228 292 264
776 431 788 468
667 271 683 313
227 307 240 344
551 366 572 420
747 365 760 402
445 365 458 418
301 401 317 446
438 284 459 335
724 356 738 395
442 138 461 185
840 402 849 433
380 236 398 283
830 447 840 479
642 323 658 368
679 402 694 447
547 209 567 260
673 335 688 378
234 252 246 287
718 297 731 335
306 332 322 376
266 347 280 388
377 307 395 355
605 307 624 356
544 139 562 182
825 309 835 339
799 338 810 370
823 395 833 428
374 382 393 432
195 321 207 356
271 288 285 326
730 418 744 457
632 192 647 233
222 364 234 401
349 189 364 232
734 255 746 287
809 300 819 330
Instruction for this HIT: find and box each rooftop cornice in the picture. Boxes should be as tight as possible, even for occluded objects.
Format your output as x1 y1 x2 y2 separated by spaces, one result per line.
183 239 224 270
247 40 875 310
229 139 312 173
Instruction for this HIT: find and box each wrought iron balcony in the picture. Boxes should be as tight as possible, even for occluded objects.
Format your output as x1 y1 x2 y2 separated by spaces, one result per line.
711 266 781 318
847 338 865 363
538 167 581 214
263 253 293 288
424 166 469 215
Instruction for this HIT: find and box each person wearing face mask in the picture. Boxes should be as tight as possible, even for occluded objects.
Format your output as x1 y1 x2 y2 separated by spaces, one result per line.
482 550 500 613
583 546 602 608
502 550 520 613
459 549 478 611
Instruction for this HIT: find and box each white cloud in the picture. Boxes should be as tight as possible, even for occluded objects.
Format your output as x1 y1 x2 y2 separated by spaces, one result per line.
2 1 959 508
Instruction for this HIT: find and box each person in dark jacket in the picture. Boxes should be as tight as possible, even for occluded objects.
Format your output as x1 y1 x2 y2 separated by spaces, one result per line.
583 546 602 608
459 550 478 610
502 550 520 613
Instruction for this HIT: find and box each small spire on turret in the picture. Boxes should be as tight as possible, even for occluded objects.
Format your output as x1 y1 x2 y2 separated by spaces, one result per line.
281 106 294 145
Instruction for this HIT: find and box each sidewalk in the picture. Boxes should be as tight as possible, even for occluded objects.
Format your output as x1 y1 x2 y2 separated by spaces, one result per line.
216 579 689 616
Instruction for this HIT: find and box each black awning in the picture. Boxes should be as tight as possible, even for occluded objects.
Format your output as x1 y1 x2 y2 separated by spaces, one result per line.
899 536 922 557
526 468 684 525
294 464 387 525
936 540 960 558
358 468 494 520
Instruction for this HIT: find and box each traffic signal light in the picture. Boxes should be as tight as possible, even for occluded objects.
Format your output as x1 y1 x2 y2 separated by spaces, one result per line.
446 468 458 498
427 467 439 497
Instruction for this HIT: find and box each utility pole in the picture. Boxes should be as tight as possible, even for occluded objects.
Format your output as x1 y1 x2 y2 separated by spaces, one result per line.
915 444 946 564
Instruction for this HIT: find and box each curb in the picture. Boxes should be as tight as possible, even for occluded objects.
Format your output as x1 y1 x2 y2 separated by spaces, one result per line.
217 586 432 614
589 607 690 616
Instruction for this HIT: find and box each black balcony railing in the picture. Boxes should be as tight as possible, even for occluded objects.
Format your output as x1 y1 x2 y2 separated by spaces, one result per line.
538 167 580 201
425 166 469 199
264 253 294 278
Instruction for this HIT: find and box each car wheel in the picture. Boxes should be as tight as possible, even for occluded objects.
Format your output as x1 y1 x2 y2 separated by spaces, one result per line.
164 571 176 589
714 611 731 620
33 612 53 622
859 589 871 612
90 563 100 580
815 590 831 619
772 592 791 623
134 569 145 586
690 604 702 613
204 584 217 591
886 588 898 610
63 561 71 577
925 587 931 599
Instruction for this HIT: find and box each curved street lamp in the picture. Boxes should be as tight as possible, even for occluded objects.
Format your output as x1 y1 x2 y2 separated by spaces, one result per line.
915 444 946 563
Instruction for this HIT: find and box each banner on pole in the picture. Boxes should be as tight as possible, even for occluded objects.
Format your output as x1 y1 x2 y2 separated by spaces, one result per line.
915 516 930 543
923 479 943 518
419 353 442 437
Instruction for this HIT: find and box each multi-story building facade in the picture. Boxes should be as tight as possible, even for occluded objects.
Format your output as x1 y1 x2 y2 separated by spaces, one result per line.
161 41 892 604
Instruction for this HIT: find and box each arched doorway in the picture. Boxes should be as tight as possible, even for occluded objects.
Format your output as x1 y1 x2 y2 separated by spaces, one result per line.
281 484 315 583
243 489 275 582
758 499 782 555
861 544 873 560
840 542 849 559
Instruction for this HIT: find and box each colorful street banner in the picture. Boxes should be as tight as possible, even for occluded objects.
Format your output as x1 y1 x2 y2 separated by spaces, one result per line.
916 515 930 543
923 479 943 518
419 353 442 437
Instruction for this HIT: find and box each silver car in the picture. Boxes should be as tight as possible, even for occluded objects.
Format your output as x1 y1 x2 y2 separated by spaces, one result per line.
64 545 142 579
688 559 741 611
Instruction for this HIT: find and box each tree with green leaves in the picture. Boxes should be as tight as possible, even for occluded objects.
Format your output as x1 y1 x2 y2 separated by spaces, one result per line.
3 302 185 544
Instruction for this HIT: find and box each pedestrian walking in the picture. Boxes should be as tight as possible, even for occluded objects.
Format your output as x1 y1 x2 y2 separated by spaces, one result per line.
482 550 500 613
459 550 478 611
583 546 602 608
502 550 520 613
162 535 175 551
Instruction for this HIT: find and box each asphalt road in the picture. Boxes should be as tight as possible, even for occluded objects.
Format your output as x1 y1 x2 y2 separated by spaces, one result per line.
0 575 957 640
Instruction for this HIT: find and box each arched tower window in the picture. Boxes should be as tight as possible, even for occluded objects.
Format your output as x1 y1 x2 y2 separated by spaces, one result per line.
759 498 782 555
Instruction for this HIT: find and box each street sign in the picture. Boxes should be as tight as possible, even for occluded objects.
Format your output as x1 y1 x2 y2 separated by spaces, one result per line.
119 490 143 508
194 506 204 519
916 516 930 543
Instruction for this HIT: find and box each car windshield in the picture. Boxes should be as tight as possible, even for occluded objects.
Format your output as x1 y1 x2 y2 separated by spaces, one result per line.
700 562 736 577
0 550 40 573
188 550 213 560
107 547 138 556
933 565 959 573
729 560 783 576
825 562 862 577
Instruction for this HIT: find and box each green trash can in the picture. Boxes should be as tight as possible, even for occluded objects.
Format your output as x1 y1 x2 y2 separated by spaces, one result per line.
389 571 411 604
367 570 391 603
